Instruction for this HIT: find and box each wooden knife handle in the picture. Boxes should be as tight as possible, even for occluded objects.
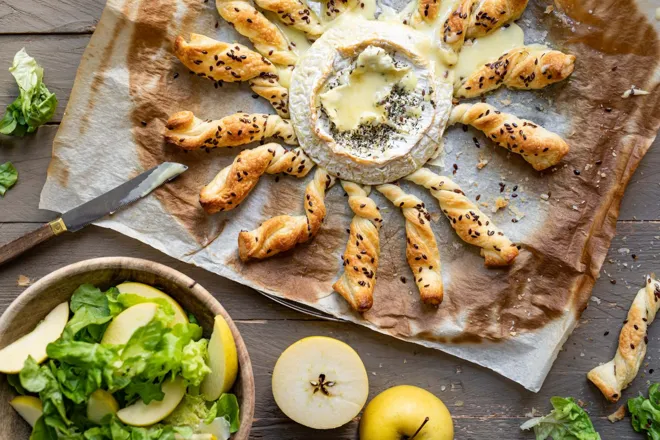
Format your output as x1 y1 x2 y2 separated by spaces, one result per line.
0 219 67 266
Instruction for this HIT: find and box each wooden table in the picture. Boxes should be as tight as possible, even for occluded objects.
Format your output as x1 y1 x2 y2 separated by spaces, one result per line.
1 1 659 438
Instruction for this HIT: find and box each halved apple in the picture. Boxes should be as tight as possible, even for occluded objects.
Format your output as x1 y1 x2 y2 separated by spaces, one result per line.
116 282 188 326
101 303 159 346
87 389 119 424
0 302 69 373
10 395 43 427
201 315 238 401
117 376 186 426
271 336 369 429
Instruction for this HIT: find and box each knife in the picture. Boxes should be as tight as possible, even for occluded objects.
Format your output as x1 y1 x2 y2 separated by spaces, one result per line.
0 162 188 266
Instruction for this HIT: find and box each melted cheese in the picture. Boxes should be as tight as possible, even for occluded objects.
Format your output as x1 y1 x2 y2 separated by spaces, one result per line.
454 23 525 84
264 11 312 58
319 48 411 132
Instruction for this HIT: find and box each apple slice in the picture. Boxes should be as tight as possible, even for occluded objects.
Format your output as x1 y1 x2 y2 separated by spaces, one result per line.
201 315 238 401
101 303 159 346
0 302 69 374
87 389 119 424
271 336 369 429
117 376 186 426
10 396 43 427
116 282 188 326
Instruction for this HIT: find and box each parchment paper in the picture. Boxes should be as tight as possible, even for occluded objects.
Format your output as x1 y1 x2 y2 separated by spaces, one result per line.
40 0 660 391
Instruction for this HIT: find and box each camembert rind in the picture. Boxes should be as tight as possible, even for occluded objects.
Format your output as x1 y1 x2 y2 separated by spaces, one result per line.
290 19 453 185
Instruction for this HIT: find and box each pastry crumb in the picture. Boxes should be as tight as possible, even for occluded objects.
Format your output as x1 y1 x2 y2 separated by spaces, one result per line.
656 7 660 20
493 197 508 213
17 275 31 287
500 98 512 106
622 85 650 98
545 5 554 13
476 158 489 169
607 405 626 423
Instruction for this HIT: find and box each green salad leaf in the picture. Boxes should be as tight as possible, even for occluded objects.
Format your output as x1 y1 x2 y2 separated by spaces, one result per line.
165 392 240 433
20 357 70 425
520 397 601 440
0 49 57 136
214 393 240 433
181 339 212 387
629 382 660 438
64 285 122 342
0 161 18 196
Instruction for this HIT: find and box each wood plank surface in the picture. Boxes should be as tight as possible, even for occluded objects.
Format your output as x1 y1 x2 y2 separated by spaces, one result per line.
0 0 103 34
0 1 659 439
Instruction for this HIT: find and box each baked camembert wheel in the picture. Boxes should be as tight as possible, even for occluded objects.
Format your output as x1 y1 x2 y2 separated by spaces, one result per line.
166 0 576 313
290 20 452 185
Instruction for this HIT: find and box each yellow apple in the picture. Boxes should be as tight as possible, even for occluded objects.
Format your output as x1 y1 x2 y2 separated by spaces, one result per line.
101 303 159 346
87 389 119 424
10 395 43 427
201 315 238 401
0 302 69 373
117 376 186 426
359 385 453 440
116 282 188 326
272 336 369 430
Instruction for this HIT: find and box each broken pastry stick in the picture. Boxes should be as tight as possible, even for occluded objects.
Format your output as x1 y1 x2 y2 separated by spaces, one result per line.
587 275 660 403
237 168 336 261
466 0 529 38
200 143 314 214
448 103 569 171
215 0 298 66
405 168 518 266
376 184 444 305
254 0 324 40
333 182 383 312
442 0 476 55
412 0 442 24
173 34 290 117
455 46 576 98
164 111 296 150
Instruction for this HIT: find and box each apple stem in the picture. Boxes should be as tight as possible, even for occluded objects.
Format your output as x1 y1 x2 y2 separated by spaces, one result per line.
409 417 430 440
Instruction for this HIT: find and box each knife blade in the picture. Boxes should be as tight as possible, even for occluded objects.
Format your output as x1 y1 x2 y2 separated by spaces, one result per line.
0 162 187 266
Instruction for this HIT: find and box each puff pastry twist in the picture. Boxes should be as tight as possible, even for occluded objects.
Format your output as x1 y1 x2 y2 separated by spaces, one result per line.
238 168 336 261
200 143 314 214
449 103 569 171
173 34 289 117
333 182 383 312
413 0 442 23
467 0 529 38
455 46 576 98
588 276 660 402
405 168 518 266
442 0 476 55
165 111 296 150
216 0 298 66
254 0 324 40
376 184 443 305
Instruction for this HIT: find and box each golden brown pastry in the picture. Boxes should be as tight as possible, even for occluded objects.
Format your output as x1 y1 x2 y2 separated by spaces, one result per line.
173 34 289 117
254 0 324 40
164 111 296 150
215 0 298 66
322 0 358 19
588 276 660 402
405 168 518 266
448 103 569 171
238 168 336 261
413 0 442 23
376 184 443 305
200 143 314 214
466 0 529 38
442 0 476 55
455 46 576 98
333 182 383 312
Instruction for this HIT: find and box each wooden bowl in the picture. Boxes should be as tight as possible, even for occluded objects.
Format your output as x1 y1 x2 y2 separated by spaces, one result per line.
0 257 255 440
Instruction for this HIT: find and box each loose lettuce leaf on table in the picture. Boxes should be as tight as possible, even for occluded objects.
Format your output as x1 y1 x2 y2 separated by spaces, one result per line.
0 161 18 196
520 397 601 440
0 49 57 136
628 382 660 438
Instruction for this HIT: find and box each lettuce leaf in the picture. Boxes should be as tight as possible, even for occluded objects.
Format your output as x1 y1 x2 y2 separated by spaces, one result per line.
628 382 660 438
0 161 18 196
165 392 240 433
520 397 601 440
181 339 211 387
64 285 122 342
214 394 240 433
20 357 70 425
0 49 57 136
